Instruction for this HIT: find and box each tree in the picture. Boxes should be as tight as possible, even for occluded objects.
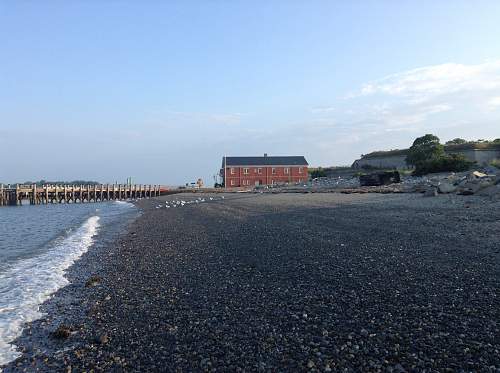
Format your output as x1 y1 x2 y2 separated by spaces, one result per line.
406 134 474 175
406 134 444 167
445 138 467 145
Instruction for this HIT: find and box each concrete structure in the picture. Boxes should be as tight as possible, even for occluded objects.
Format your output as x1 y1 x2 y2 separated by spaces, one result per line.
221 155 308 187
0 184 165 206
352 144 500 169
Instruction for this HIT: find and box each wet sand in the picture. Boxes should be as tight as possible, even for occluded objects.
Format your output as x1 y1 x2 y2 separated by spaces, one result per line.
3 193 500 372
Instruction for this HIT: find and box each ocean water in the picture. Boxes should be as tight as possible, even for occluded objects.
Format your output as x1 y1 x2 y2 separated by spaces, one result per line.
0 200 139 366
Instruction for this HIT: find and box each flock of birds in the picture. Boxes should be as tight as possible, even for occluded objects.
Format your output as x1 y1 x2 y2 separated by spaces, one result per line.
155 196 225 209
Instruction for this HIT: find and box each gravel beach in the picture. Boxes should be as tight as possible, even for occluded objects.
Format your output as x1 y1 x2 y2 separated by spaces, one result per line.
3 192 500 372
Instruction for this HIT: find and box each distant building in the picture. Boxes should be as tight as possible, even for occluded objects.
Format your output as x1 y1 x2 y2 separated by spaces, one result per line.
221 154 309 187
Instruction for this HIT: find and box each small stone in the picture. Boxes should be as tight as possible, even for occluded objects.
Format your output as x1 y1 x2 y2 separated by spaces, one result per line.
307 360 315 368
85 275 102 287
424 187 438 197
51 325 71 339
99 334 109 344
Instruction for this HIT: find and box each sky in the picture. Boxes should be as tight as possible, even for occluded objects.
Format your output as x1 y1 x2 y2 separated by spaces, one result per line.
1 1 500 185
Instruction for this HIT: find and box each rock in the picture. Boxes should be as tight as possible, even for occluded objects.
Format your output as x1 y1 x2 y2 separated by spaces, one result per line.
98 334 109 344
85 275 102 287
458 178 494 195
438 181 457 194
482 165 499 175
424 187 438 197
360 171 401 187
476 184 500 198
51 325 72 339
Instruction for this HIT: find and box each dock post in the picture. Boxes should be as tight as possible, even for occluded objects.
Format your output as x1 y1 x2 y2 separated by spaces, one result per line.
31 184 36 205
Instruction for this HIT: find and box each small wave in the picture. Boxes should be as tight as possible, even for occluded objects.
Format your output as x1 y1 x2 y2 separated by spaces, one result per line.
114 200 135 207
0 216 100 366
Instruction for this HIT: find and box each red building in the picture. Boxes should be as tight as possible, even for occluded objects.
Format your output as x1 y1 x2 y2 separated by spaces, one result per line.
221 155 309 187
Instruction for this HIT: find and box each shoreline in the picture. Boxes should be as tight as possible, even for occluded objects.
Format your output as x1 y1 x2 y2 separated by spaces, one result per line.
1 200 142 372
3 192 500 371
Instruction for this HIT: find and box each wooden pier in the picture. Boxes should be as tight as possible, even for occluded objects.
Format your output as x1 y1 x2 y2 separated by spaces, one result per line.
0 184 164 206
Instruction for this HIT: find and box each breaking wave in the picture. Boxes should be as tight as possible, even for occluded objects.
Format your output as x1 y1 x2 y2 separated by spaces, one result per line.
0 216 100 366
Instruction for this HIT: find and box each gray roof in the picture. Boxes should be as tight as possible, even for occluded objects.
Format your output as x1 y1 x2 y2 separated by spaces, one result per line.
222 156 308 167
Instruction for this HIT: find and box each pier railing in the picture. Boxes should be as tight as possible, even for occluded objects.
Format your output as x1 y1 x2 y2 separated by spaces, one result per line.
0 184 164 206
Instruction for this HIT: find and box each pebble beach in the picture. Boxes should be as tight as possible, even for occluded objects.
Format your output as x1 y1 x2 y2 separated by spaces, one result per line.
3 192 500 372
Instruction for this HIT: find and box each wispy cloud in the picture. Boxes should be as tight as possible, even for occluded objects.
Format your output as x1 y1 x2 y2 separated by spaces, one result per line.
310 106 336 114
486 96 500 110
144 109 246 128
354 60 500 101
296 60 500 165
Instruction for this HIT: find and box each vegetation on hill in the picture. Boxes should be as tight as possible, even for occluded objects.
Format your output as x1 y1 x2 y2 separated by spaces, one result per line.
406 134 474 175
308 167 327 178
361 138 500 160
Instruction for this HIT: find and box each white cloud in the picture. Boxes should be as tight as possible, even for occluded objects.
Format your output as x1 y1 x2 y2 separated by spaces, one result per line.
310 106 336 114
299 60 500 165
486 96 500 110
357 61 500 100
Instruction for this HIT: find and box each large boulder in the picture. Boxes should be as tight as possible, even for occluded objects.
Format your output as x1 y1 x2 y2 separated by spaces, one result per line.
359 171 401 187
438 181 457 194
477 184 500 199
457 171 496 195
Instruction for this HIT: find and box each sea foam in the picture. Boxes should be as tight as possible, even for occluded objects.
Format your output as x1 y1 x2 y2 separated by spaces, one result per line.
0 215 100 366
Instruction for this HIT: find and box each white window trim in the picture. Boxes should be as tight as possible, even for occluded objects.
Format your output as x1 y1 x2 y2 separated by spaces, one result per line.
272 167 276 175
299 167 303 174
284 167 290 174
243 168 249 175
230 179 235 186
257 168 262 174
230 168 235 175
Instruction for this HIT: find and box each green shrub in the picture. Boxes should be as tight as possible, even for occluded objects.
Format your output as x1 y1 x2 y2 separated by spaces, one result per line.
309 167 327 178
491 159 500 168
413 153 474 175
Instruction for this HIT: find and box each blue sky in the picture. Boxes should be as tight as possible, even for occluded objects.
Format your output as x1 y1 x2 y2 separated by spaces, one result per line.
1 1 500 185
